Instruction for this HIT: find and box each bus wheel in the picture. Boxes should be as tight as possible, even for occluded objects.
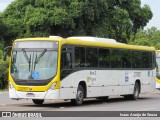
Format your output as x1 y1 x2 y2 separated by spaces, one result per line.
71 85 84 105
132 82 140 100
32 99 44 105
124 82 140 100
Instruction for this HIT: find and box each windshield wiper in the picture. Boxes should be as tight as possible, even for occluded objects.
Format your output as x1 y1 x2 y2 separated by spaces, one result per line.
34 49 47 70
22 49 31 71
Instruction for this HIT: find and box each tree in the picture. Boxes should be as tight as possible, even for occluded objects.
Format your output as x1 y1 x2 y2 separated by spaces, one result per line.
128 27 160 50
0 59 9 89
1 0 153 45
0 13 8 42
106 0 153 42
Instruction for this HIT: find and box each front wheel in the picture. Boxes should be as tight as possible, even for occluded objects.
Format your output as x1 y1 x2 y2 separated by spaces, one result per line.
71 85 84 105
32 99 44 105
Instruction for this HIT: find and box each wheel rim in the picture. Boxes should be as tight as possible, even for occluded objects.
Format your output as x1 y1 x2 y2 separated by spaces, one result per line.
77 90 83 103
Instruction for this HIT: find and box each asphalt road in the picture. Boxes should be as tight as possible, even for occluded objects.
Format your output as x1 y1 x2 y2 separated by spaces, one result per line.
0 90 160 120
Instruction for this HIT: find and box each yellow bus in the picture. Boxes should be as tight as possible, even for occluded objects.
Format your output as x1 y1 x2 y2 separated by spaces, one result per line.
4 36 156 105
156 50 160 89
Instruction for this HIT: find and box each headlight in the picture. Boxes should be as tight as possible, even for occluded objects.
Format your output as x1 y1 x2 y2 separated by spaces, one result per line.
48 83 56 91
9 82 16 90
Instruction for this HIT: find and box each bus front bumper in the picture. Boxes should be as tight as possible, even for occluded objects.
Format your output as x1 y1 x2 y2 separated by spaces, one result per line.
156 81 160 89
9 88 60 100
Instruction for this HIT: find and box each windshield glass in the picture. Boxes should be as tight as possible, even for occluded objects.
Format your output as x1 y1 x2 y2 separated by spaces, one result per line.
11 41 58 81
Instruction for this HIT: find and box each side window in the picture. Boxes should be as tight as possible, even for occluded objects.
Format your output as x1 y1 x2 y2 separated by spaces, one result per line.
61 52 72 69
86 48 98 67
99 48 110 68
132 51 141 68
152 52 156 69
111 49 121 68
148 52 151 69
121 50 132 68
75 47 85 67
141 52 151 68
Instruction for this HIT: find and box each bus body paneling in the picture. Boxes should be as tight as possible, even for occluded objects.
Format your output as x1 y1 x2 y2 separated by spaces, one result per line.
7 37 156 105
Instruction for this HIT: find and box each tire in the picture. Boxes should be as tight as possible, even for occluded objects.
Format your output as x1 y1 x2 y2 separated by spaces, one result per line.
131 82 140 100
71 85 84 105
124 82 140 100
32 99 44 105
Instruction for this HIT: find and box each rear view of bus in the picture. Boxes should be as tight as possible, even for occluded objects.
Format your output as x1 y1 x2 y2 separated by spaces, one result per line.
156 50 160 89
7 38 61 105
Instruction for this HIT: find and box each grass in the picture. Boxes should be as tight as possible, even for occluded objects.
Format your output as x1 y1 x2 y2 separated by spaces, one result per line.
0 89 8 92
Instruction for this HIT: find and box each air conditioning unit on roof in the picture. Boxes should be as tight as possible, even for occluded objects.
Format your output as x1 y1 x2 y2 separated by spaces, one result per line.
49 36 62 38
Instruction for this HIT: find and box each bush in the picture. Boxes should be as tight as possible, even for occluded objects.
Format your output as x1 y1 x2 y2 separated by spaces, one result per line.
0 59 9 89
0 50 2 59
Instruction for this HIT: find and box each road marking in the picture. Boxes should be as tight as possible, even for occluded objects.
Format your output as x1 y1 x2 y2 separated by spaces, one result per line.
135 108 157 111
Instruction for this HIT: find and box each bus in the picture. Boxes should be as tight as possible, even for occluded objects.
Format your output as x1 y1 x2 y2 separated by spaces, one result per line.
156 50 160 89
4 36 156 105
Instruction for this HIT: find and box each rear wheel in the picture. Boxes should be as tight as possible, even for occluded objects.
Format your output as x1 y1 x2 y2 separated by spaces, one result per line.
32 99 44 105
131 82 140 100
71 85 84 105
124 82 140 100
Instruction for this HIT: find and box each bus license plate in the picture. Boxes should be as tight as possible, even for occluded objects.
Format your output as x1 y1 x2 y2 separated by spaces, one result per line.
26 93 35 97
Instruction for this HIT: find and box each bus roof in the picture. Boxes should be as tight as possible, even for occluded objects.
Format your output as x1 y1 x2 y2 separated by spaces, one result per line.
14 37 155 51
66 37 155 51
15 37 64 42
68 36 118 44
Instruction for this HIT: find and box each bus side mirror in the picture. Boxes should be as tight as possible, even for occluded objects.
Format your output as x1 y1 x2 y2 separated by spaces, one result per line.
3 51 7 61
3 46 12 61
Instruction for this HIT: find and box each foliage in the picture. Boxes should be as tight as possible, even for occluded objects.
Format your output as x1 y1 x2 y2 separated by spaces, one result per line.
0 13 8 43
0 59 9 89
1 0 153 45
0 50 2 59
128 27 160 49
0 43 9 89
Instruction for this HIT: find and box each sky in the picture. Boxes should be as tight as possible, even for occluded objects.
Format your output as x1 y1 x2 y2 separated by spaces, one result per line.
141 0 160 29
0 0 14 12
0 0 160 30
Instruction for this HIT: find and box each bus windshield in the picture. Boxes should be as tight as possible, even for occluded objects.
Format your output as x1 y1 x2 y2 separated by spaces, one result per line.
11 41 58 81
